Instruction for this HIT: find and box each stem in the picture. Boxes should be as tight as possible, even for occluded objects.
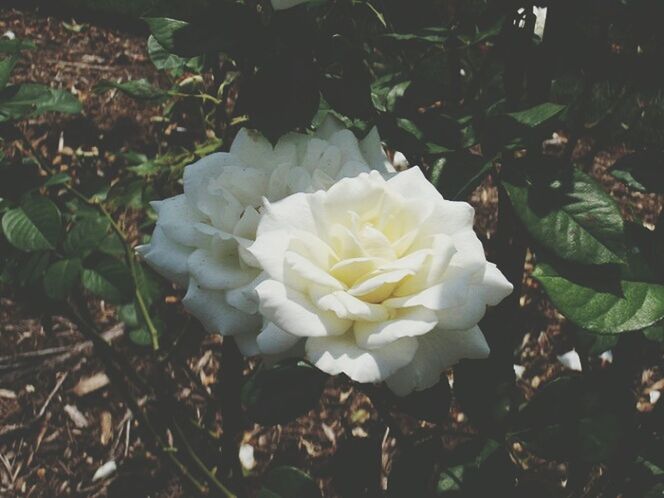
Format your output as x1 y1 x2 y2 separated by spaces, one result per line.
173 421 238 498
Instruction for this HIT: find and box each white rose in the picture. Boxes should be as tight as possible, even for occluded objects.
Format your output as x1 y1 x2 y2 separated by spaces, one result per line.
137 117 395 355
271 0 311 11
248 167 513 395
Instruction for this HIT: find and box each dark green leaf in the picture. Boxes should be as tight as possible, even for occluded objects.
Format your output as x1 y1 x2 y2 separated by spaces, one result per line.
94 79 168 102
43 258 82 300
2 196 62 251
430 153 493 201
258 466 321 498
643 322 664 343
503 169 626 265
63 217 110 257
147 35 203 75
43 173 71 188
0 55 18 90
610 152 664 193
507 103 566 128
0 83 81 122
0 39 36 53
533 262 664 333
242 360 327 425
81 256 133 303
17 251 50 288
380 27 449 45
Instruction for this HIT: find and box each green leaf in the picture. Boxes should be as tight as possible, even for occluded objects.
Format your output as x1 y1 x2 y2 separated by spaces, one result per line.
0 55 18 90
43 172 71 188
43 258 82 300
63 217 110 257
503 169 626 265
81 256 133 303
258 466 321 498
242 360 327 425
0 39 36 53
147 35 203 75
507 103 566 128
144 17 190 53
430 153 493 201
17 251 50 288
0 83 81 122
610 152 664 193
435 439 514 496
2 196 62 251
533 262 664 333
94 79 168 102
643 321 664 343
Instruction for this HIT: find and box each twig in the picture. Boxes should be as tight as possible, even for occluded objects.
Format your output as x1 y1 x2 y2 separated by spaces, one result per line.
37 371 68 418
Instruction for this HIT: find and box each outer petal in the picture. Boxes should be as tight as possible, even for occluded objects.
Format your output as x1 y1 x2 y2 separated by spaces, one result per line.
188 249 258 290
154 195 206 248
183 153 230 216
435 293 487 331
385 326 490 396
305 334 418 383
182 280 261 336
229 128 274 168
256 322 301 354
386 166 440 203
137 226 192 288
359 126 396 175
315 114 345 140
255 279 352 337
482 263 514 305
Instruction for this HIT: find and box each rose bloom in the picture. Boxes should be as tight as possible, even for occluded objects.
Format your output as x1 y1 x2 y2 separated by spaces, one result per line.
249 167 512 395
137 117 395 355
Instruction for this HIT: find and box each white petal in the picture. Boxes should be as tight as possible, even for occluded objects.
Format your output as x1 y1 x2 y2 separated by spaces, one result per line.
310 288 390 322
256 322 300 354
358 126 396 174
383 277 470 311
188 249 257 290
137 226 192 287
285 251 345 290
386 166 440 202
354 306 438 349
259 192 318 235
329 129 365 165
225 273 265 314
248 229 291 281
557 349 582 372
182 280 261 336
315 114 345 140
434 291 487 330
183 152 231 216
481 263 513 305
348 269 414 300
157 195 206 248
385 326 489 396
229 128 273 168
305 334 418 383
255 279 352 337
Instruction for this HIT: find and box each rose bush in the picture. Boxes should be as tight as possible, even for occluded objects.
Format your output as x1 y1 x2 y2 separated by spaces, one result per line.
249 167 513 395
137 117 395 355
